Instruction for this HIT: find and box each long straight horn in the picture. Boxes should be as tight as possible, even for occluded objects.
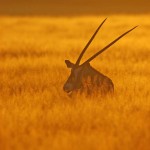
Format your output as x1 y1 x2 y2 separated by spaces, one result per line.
75 18 107 66
81 26 138 65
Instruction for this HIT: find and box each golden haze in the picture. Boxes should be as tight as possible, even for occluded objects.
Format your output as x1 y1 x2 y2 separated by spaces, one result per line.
0 0 149 15
0 15 150 150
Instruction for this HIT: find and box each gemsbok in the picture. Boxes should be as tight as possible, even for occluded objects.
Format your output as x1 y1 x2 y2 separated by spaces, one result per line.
63 18 137 96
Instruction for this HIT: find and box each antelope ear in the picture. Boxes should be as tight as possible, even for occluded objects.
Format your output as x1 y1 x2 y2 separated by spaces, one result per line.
65 60 74 68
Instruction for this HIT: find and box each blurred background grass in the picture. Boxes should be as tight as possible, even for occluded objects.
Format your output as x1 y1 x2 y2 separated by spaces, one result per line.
0 0 150 16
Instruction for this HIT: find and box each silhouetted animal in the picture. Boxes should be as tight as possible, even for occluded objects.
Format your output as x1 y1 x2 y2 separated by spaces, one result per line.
63 18 137 96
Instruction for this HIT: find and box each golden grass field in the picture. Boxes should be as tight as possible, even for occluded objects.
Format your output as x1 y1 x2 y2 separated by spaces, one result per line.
0 15 150 150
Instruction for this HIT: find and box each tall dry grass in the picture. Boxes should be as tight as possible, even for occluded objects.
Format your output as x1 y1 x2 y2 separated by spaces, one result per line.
0 15 150 150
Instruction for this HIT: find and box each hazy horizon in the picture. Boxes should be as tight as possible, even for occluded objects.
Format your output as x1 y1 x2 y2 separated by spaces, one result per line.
0 0 149 16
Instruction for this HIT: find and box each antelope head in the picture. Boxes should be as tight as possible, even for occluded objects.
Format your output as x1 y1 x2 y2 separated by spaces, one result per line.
63 18 137 94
